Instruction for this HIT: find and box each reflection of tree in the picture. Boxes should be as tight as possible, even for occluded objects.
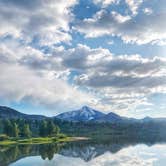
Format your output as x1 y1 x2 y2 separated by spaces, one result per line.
1 134 166 165
0 146 20 166
39 144 60 160
0 143 61 166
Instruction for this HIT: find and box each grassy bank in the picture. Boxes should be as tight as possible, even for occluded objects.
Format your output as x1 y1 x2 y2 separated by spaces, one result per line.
0 136 69 146
0 136 89 146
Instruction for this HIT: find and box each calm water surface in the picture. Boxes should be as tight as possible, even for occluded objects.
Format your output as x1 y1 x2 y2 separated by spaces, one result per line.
1 137 166 166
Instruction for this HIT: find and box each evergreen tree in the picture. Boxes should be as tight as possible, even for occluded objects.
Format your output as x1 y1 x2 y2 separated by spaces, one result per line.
54 125 60 135
22 124 31 138
47 121 56 136
4 120 13 137
39 120 48 137
12 123 19 137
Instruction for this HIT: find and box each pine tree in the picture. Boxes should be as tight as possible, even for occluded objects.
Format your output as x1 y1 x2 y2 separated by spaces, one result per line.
4 120 13 137
12 123 19 137
54 125 60 135
39 120 48 137
22 124 31 138
47 121 60 136
47 121 56 136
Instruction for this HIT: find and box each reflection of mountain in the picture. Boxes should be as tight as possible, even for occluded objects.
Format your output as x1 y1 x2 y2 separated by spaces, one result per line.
59 135 166 162
1 135 166 166
59 142 123 161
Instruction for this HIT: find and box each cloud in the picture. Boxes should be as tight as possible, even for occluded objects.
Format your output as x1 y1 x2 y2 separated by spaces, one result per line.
93 0 144 15
61 45 166 79
37 145 157 166
0 0 77 45
143 8 153 15
75 9 166 45
0 0 165 117
93 0 118 7
0 62 94 113
62 44 111 70
57 44 166 115
76 75 166 89
0 40 95 113
1 36 165 116
125 0 143 15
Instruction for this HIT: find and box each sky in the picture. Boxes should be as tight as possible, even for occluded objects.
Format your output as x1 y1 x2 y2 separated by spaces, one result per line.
0 0 166 118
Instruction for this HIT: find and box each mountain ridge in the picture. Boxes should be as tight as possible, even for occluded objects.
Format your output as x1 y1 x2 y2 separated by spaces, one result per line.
0 106 46 120
0 105 166 123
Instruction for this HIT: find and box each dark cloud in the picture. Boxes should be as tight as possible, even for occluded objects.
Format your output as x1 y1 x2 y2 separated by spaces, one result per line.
76 75 166 88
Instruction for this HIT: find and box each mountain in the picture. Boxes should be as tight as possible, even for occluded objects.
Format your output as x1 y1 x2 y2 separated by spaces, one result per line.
0 106 46 120
1 105 166 124
95 112 123 123
56 106 105 122
55 106 126 123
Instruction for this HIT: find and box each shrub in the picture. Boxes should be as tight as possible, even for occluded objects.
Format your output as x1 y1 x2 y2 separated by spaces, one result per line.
0 134 9 141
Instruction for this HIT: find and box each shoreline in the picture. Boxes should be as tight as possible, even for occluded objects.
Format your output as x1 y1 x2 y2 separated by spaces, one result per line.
0 136 90 146
69 137 90 141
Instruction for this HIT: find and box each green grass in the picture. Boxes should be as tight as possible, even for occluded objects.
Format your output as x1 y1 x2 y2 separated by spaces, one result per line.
0 136 69 146
0 140 17 145
0 135 87 146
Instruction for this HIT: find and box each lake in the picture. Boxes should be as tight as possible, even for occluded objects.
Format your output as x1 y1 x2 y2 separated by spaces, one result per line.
1 137 166 166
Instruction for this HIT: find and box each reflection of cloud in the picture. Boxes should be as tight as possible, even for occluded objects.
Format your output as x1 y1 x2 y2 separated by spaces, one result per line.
12 144 166 166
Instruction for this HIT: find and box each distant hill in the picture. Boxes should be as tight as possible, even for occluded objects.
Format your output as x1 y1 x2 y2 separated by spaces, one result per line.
0 106 46 120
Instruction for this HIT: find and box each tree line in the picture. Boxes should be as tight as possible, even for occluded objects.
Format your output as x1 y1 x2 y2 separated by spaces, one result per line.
1 119 60 138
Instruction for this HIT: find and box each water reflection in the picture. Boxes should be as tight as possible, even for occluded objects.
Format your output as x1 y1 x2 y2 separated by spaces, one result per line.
0 143 62 166
0 136 166 166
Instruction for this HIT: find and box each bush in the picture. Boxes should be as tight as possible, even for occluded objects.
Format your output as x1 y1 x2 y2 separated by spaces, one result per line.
57 134 66 139
0 134 9 141
52 137 58 142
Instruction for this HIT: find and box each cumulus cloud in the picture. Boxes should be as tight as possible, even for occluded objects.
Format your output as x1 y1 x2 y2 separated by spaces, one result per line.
93 0 118 7
61 45 166 79
0 0 165 116
75 9 166 45
0 34 165 115
0 40 95 113
143 8 153 15
125 0 143 15
0 0 77 45
0 62 94 113
57 44 166 115
93 0 144 15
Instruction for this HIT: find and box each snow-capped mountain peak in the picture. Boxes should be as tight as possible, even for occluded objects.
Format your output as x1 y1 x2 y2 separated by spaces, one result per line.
56 106 105 122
